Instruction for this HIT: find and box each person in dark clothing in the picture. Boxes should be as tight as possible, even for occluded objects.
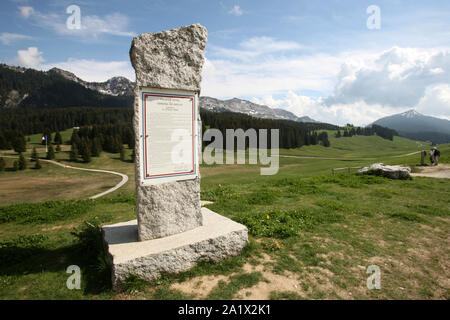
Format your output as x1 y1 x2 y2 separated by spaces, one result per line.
433 147 440 166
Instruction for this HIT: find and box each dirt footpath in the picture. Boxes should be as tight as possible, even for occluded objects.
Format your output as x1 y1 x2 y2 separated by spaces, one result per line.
412 164 450 179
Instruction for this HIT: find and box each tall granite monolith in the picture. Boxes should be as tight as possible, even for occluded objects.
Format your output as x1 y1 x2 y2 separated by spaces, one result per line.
101 24 248 288
130 24 207 241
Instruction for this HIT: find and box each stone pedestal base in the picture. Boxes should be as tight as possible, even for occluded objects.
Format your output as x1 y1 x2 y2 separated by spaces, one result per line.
102 208 248 289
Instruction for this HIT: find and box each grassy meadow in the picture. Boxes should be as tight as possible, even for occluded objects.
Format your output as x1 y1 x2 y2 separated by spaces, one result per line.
0 129 449 299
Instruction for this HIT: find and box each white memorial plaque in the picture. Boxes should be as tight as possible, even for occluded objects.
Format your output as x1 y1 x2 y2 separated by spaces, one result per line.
139 88 198 185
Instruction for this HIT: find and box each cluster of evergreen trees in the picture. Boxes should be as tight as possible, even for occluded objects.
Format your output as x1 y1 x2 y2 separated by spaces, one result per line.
0 107 133 137
200 110 334 149
0 129 26 152
0 151 42 172
335 124 398 141
69 124 134 163
1 107 336 154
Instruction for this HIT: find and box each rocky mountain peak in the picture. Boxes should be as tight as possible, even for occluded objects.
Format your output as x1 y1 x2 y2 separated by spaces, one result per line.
199 96 319 123
400 109 421 118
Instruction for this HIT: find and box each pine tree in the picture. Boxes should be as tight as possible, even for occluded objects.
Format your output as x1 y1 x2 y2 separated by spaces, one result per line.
91 138 101 157
0 133 7 150
0 157 5 172
12 134 26 153
12 160 19 171
56 144 61 152
81 141 91 163
54 131 62 145
31 147 38 162
34 158 42 169
119 144 125 162
70 143 78 162
70 131 81 146
47 144 55 160
18 153 27 170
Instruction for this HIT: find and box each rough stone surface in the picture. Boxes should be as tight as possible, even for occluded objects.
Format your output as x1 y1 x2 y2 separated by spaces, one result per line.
130 24 207 240
130 24 207 92
102 208 249 288
359 163 411 179
136 179 202 240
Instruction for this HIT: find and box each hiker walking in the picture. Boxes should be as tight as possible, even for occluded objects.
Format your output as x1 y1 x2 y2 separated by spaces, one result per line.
433 147 440 166
430 148 435 165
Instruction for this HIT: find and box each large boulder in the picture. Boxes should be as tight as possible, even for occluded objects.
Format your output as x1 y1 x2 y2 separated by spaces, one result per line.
358 163 411 180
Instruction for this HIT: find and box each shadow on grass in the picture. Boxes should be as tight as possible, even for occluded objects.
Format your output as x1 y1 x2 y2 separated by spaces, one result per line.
0 223 112 295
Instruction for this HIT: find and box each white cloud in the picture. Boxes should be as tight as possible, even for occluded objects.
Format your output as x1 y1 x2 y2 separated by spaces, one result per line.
13 47 134 82
228 5 243 16
18 6 135 38
0 32 31 45
77 13 136 37
14 47 44 68
202 40 450 125
40 59 135 82
202 48 371 98
416 84 450 119
252 92 404 126
326 47 450 108
19 6 34 19
241 36 304 53
210 36 305 61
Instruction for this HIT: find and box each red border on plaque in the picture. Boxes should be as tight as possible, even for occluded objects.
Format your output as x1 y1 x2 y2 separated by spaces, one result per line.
143 93 195 179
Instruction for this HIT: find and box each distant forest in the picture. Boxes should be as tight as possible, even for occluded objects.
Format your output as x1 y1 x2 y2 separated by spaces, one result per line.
0 65 132 109
334 125 398 141
0 107 398 154
200 109 336 149
0 107 340 151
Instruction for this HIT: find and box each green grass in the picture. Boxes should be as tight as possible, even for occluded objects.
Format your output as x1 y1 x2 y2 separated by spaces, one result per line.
0 131 449 300
281 134 426 158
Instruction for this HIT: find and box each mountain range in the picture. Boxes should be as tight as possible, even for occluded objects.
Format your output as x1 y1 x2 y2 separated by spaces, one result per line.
199 96 319 123
0 64 318 123
1 63 449 143
372 109 450 144
0 64 133 109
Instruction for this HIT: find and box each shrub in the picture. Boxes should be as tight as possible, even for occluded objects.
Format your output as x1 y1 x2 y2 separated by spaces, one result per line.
71 219 111 292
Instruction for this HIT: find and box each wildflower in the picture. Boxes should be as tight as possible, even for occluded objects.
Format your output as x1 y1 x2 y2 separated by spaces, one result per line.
266 215 270 220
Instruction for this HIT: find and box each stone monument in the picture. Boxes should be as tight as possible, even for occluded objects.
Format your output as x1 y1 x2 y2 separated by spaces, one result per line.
102 24 248 288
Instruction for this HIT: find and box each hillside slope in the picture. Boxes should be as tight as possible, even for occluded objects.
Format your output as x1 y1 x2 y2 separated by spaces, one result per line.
0 64 132 109
372 109 450 144
281 132 427 158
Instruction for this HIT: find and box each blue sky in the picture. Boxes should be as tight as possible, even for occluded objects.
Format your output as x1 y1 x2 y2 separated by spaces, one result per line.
1 0 449 125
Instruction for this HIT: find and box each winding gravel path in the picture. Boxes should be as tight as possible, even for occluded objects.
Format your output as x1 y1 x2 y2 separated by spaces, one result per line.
0 154 129 199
